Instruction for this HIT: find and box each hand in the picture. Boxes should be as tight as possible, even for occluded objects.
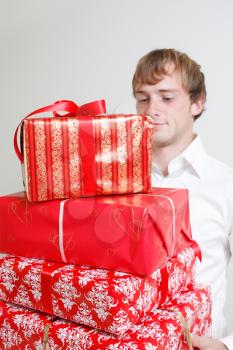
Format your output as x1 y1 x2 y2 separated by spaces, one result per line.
191 334 228 350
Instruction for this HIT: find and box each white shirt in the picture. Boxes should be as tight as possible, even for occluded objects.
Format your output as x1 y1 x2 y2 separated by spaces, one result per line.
151 135 233 348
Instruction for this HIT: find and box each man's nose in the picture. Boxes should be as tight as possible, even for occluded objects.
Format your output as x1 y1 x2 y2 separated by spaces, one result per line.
144 100 161 118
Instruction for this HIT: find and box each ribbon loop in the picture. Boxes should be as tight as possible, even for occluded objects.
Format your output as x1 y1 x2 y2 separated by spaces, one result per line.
79 99 106 116
14 99 106 163
52 100 80 118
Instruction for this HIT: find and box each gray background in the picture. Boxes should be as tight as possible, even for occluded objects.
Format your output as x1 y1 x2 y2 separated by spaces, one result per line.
0 0 233 333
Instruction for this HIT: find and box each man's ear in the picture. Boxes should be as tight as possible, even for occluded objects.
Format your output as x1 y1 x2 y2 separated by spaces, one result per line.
191 96 205 117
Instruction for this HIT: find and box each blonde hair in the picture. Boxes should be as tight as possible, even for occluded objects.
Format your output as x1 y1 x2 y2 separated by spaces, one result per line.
132 49 206 120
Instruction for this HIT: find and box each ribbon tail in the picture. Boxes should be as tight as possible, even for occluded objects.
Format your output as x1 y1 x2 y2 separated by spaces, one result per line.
190 240 202 262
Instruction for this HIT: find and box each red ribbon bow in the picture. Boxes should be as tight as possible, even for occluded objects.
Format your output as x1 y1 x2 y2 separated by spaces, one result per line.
14 99 106 163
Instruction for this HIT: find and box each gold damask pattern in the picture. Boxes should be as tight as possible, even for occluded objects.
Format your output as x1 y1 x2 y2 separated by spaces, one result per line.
132 117 143 192
116 118 128 193
100 117 113 193
51 120 64 199
67 119 81 197
23 114 154 201
24 124 31 201
34 120 48 201
145 118 154 190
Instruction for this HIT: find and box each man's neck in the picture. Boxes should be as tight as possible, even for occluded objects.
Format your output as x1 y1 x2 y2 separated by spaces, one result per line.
152 134 195 176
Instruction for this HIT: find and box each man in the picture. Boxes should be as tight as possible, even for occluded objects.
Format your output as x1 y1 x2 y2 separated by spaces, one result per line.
132 48 233 350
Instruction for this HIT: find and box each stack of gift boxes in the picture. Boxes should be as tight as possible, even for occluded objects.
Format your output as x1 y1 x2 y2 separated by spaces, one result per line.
0 100 211 349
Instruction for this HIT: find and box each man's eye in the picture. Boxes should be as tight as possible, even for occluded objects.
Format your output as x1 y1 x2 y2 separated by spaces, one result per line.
138 98 148 103
162 96 174 102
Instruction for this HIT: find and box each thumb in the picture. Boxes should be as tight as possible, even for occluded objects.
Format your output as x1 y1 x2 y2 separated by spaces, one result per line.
191 334 210 348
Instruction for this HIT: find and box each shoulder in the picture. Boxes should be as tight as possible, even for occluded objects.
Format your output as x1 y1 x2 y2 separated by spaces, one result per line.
204 155 233 190
205 155 233 175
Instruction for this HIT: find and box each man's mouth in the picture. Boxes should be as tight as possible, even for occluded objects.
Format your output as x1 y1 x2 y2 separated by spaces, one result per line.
154 122 167 126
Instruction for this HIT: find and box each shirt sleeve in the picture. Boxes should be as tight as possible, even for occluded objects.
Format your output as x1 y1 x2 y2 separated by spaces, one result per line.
227 175 233 253
222 182 233 349
228 181 233 257
220 334 233 350
229 217 233 255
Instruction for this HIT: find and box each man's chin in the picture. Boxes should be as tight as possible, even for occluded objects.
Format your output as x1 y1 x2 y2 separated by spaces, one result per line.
152 135 174 148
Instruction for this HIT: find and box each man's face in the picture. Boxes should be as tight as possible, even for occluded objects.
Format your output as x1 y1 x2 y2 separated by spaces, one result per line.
135 68 203 149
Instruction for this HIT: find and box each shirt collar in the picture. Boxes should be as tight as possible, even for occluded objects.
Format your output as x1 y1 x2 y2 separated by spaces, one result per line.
152 135 207 179
182 135 206 178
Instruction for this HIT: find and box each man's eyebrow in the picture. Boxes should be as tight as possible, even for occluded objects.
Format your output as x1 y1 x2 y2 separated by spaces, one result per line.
158 89 179 93
135 90 146 94
135 89 179 94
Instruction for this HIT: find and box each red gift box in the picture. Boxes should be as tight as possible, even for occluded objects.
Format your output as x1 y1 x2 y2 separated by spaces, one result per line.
0 285 211 350
0 300 53 350
46 284 211 350
0 247 197 335
14 100 154 202
0 188 196 276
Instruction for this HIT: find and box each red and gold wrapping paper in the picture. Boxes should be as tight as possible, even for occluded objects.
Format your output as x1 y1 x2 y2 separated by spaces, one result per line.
0 188 195 276
46 284 211 349
0 247 197 336
21 112 154 202
0 299 53 350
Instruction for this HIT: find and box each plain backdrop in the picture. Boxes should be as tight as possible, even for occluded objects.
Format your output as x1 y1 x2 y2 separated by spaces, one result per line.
0 0 233 333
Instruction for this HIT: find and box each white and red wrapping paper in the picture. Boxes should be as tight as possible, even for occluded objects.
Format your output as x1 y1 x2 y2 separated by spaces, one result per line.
47 284 211 350
0 299 53 350
0 188 195 275
0 284 211 349
0 246 198 336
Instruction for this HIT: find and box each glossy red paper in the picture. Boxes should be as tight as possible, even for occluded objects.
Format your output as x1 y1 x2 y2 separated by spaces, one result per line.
0 188 196 275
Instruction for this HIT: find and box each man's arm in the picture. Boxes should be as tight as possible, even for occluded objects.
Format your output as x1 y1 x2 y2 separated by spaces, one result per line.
191 209 233 350
220 334 233 350
191 202 233 349
192 189 233 350
218 206 233 350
